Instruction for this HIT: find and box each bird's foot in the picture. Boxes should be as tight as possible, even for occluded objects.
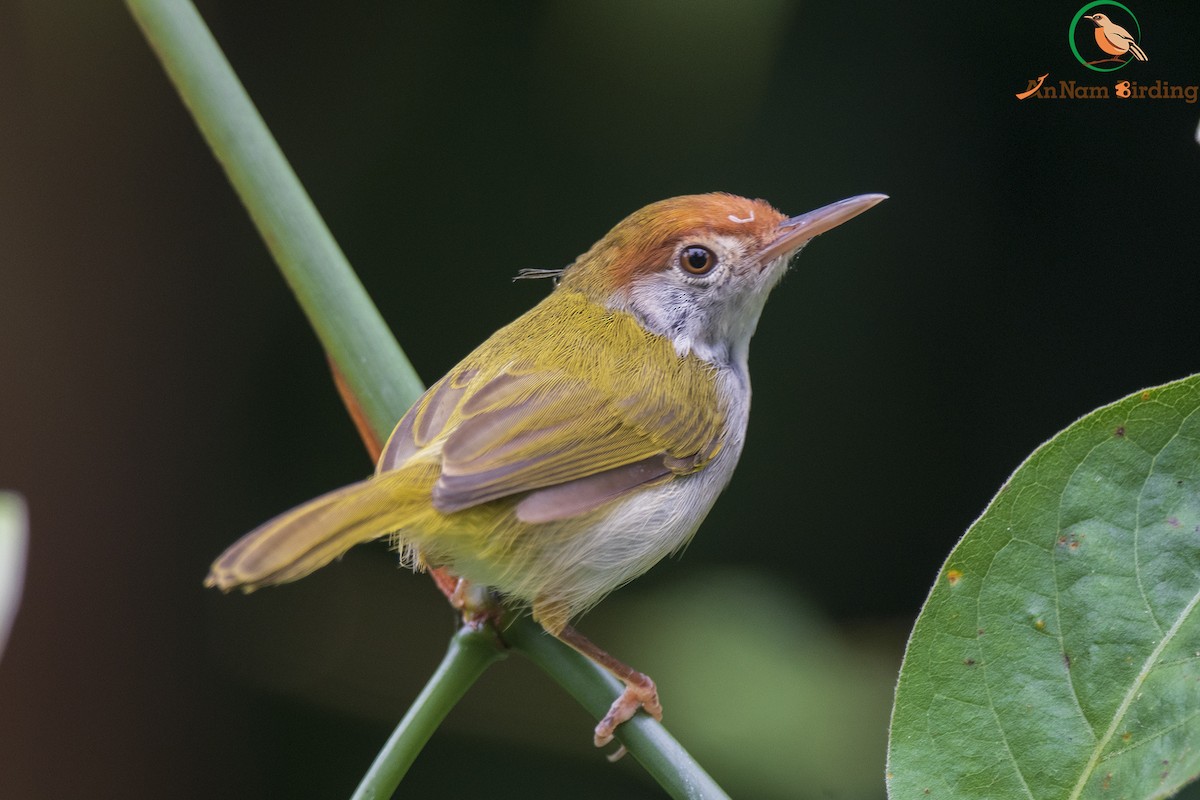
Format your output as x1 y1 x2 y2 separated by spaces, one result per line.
594 670 662 759
542 619 664 760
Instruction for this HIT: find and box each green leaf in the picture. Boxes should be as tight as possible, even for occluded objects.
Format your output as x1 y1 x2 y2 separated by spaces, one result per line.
888 374 1200 800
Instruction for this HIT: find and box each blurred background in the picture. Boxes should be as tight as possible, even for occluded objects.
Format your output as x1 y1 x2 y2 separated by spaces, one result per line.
3 0 1199 797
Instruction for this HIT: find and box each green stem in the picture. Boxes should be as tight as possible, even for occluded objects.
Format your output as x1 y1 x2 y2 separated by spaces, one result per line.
127 1 729 796
126 0 424 433
350 626 507 799
507 617 730 800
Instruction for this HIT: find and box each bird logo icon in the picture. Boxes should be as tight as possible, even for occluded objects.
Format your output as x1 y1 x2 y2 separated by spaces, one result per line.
1085 13 1148 63
1070 3 1147 71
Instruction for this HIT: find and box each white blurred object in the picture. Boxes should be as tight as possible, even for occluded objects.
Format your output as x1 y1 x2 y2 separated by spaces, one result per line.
0 493 28 661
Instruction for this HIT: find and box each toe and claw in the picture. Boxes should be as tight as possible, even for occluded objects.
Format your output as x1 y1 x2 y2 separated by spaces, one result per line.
594 671 662 760
549 621 663 760
442 591 663 760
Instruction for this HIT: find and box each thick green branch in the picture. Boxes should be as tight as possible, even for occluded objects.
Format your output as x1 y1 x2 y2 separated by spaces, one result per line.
507 619 729 800
350 626 507 800
127 0 423 434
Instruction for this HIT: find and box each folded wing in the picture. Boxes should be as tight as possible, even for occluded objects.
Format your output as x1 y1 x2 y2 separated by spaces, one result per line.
378 304 726 523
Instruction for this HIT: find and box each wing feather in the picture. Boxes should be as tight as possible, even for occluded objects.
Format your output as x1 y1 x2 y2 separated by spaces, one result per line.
375 290 727 519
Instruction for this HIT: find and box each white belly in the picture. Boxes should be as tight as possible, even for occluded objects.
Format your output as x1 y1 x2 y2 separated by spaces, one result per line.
509 364 751 619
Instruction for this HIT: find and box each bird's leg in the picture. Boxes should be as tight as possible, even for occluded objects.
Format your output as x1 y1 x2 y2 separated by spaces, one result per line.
430 566 461 602
433 570 502 630
555 624 663 757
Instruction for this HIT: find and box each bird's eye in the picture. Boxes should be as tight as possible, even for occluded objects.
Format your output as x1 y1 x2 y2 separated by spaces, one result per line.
679 246 716 275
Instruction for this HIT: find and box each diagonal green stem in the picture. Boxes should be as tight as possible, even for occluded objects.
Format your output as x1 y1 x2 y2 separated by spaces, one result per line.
126 0 730 796
507 620 730 800
349 626 507 800
126 0 423 436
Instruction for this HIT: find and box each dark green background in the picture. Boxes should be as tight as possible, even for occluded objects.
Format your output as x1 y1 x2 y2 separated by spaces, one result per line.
2 1 1198 797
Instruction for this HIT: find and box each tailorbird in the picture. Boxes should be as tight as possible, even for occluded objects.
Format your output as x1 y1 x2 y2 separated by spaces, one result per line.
206 191 887 750
1086 13 1148 62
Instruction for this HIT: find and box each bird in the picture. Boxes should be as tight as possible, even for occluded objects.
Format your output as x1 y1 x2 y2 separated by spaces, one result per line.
205 191 886 750
1086 13 1148 62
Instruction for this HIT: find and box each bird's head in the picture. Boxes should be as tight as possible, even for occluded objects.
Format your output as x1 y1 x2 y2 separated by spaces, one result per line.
559 192 886 366
1086 13 1110 27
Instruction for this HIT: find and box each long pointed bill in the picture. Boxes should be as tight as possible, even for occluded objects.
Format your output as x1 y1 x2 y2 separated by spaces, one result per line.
759 193 888 264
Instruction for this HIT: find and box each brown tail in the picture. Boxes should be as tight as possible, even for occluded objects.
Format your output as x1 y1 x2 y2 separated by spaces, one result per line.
205 474 422 592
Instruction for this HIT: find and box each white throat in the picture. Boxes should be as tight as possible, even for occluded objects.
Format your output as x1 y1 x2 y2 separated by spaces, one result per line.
614 249 791 373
